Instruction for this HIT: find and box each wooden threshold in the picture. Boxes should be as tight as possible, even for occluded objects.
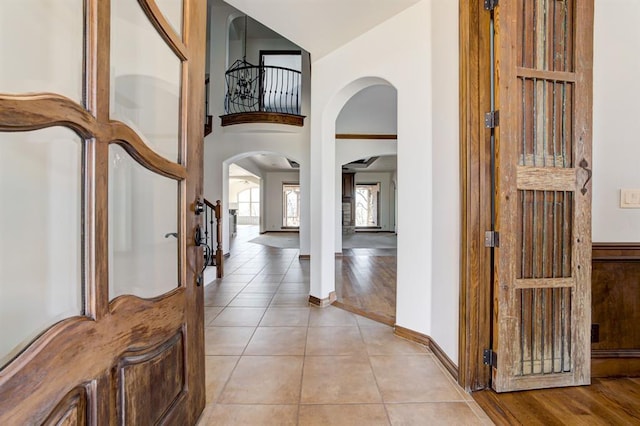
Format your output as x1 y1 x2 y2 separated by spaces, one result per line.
333 301 394 326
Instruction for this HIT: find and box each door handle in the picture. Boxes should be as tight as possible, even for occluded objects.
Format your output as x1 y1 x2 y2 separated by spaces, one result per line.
579 159 592 195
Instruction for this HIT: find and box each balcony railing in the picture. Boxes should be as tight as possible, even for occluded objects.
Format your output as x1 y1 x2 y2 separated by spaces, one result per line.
224 60 301 116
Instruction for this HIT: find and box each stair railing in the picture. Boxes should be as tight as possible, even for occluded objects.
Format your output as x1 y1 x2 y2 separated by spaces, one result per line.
203 198 224 278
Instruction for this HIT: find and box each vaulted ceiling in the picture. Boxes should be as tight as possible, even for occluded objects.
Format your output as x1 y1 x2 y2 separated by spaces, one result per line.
221 0 421 60
218 0 404 176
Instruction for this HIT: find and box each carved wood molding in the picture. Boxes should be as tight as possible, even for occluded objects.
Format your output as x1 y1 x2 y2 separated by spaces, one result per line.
112 122 187 180
42 383 91 425
592 243 640 261
220 112 305 127
592 349 640 358
0 291 185 424
116 331 186 423
138 0 189 60
0 94 187 180
335 134 397 140
0 94 97 137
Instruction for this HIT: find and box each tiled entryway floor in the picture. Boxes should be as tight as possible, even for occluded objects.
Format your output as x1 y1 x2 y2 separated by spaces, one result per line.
197 229 493 425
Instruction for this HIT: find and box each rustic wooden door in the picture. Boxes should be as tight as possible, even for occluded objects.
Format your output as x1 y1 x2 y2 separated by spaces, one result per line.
0 0 207 423
490 0 594 392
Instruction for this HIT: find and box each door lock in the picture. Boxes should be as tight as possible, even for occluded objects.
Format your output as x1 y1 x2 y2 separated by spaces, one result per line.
195 198 205 215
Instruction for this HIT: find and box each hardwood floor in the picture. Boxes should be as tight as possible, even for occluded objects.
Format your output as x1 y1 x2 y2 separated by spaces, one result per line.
334 248 396 326
473 377 640 425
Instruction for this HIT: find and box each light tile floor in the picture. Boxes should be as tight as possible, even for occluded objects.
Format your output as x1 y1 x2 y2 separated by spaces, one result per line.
197 228 493 425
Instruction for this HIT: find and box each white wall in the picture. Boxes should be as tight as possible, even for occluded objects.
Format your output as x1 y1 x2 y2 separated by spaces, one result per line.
336 85 398 134
264 171 300 231
229 34 301 68
429 0 460 363
204 2 311 255
310 0 437 343
592 0 640 242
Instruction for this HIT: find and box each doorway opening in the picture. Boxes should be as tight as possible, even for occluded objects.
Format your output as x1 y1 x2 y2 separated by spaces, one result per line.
333 84 398 325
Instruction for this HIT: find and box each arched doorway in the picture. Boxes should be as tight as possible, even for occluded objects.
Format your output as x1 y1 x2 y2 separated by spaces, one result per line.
332 84 398 325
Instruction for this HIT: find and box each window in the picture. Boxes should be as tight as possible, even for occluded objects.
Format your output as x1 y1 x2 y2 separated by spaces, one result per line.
355 183 380 227
237 187 260 225
282 183 300 227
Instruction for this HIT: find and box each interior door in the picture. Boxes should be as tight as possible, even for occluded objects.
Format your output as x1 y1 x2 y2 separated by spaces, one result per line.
491 0 594 392
0 0 207 423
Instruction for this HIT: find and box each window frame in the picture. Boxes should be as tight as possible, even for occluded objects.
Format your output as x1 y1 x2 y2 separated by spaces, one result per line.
355 182 381 229
282 182 300 229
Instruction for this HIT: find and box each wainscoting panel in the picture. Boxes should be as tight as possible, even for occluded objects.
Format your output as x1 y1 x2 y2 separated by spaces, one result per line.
591 243 640 377
42 384 91 426
116 331 186 424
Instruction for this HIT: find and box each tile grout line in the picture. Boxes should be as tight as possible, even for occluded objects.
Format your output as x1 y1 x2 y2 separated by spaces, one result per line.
356 317 393 425
210 243 272 407
295 289 311 425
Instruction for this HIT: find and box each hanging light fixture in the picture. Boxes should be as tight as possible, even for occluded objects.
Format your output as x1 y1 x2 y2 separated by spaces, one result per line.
235 15 252 99
225 15 258 111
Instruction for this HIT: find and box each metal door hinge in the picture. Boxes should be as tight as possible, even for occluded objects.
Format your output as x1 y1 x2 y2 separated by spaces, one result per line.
485 110 500 128
484 0 499 11
483 349 497 367
485 231 500 248
591 324 600 343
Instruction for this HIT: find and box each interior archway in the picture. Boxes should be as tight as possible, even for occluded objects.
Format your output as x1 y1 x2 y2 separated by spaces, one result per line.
331 83 398 324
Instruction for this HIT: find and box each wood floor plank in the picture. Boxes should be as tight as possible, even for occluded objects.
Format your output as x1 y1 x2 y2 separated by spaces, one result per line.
594 378 640 423
334 254 396 324
473 377 640 425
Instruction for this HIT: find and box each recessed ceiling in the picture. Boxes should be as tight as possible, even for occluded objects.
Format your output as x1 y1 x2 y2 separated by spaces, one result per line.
248 153 297 172
231 154 397 175
228 163 258 178
342 155 397 173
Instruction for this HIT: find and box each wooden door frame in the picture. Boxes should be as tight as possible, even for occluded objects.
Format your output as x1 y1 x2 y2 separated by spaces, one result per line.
458 0 493 392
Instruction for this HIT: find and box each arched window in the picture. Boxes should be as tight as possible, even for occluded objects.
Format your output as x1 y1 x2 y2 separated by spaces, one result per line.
237 187 260 224
282 183 300 227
